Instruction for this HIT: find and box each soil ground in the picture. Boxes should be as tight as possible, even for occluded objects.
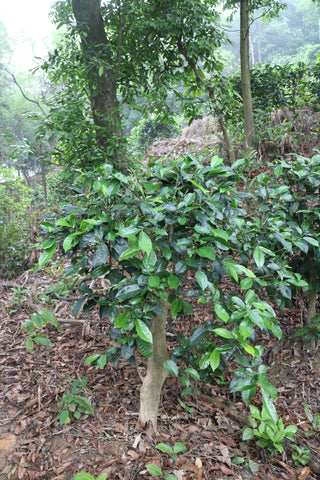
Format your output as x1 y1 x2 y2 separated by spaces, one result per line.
0 264 320 480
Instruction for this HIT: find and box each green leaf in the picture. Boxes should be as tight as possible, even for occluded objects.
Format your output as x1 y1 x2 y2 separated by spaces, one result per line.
139 231 152 255
72 473 95 480
38 309 59 328
24 319 35 334
92 243 109 267
225 262 238 282
42 237 56 249
284 424 297 437
33 335 55 347
196 246 216 260
156 443 174 455
115 284 144 301
119 247 141 260
38 242 57 266
261 390 278 424
84 354 100 365
98 65 104 77
167 274 180 289
196 271 208 290
135 319 153 343
163 474 178 480
213 327 234 339
63 234 78 252
31 313 43 329
171 297 182 316
173 442 187 454
25 337 34 353
242 426 254 441
242 386 257 403
96 474 109 480
212 229 230 241
303 236 318 247
97 354 107 369
114 312 130 328
164 360 178 377
184 368 201 380
181 298 193 314
248 310 265 329
215 304 229 322
240 278 253 290
136 337 152 358
55 218 71 227
145 464 163 476
209 349 220 372
270 322 282 339
74 396 94 414
148 275 160 288
118 226 141 237
253 246 265 268
59 410 70 426
243 344 256 356
258 375 278 399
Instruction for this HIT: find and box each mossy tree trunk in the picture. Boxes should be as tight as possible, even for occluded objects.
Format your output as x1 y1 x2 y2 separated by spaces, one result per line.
138 299 170 432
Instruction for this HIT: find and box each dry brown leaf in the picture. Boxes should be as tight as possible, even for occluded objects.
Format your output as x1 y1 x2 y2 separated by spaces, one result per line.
98 441 104 455
219 464 234 475
298 466 311 480
219 444 231 465
182 462 198 473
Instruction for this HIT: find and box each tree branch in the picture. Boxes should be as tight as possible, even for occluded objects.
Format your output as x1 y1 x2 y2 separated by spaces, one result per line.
0 63 47 116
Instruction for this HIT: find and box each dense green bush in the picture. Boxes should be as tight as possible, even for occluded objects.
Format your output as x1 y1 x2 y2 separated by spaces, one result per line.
230 59 320 113
0 167 34 277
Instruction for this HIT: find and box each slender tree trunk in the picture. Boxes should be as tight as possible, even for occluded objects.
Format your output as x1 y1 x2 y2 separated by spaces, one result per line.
306 289 317 325
138 299 170 432
240 0 255 149
72 0 125 170
39 143 48 210
217 117 236 165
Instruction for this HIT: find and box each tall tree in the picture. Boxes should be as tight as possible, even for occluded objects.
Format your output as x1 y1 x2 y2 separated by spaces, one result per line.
240 0 255 148
224 0 286 148
71 0 124 167
46 0 227 170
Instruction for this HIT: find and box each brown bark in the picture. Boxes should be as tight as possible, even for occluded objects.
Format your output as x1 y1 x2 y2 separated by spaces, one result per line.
306 289 317 325
71 0 125 169
240 0 255 149
306 288 317 350
138 299 170 432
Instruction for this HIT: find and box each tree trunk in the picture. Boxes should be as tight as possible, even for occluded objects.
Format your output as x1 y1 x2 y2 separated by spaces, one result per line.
217 117 236 165
71 0 125 169
307 288 317 350
39 143 48 211
307 289 317 325
138 299 170 432
240 0 255 149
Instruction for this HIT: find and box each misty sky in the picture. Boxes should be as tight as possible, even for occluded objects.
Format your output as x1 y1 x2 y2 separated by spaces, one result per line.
0 0 55 69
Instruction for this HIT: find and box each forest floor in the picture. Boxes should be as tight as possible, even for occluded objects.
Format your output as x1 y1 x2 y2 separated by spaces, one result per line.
1 263 320 480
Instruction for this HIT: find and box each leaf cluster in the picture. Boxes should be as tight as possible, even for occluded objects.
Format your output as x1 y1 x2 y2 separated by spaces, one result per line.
243 390 297 453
